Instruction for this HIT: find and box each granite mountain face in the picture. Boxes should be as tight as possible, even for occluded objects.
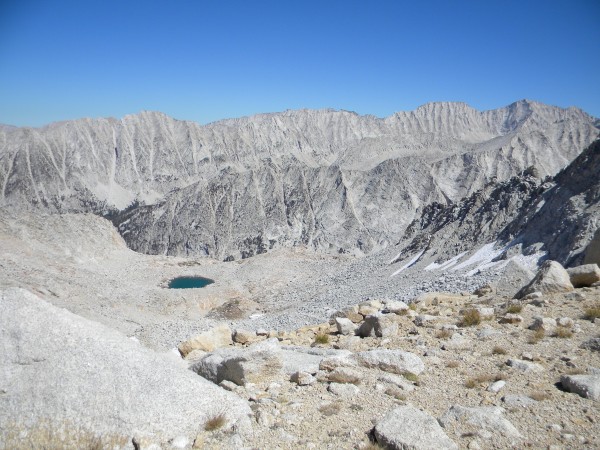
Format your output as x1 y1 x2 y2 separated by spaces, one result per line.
0 100 597 260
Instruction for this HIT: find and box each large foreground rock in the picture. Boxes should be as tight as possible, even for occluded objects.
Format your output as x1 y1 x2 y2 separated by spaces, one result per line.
439 405 522 440
178 323 233 356
192 338 283 386
561 374 600 401
374 405 458 450
0 288 252 448
515 260 574 298
566 264 600 287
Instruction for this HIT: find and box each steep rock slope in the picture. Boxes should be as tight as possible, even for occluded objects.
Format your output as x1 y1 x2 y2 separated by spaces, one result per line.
0 101 597 259
394 139 600 269
499 139 600 266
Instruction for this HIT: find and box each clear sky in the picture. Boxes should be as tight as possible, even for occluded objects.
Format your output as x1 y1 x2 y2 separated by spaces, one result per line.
0 0 598 127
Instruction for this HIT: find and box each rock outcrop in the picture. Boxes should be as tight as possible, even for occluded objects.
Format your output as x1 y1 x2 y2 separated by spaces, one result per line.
374 405 458 450
515 260 574 298
0 288 252 448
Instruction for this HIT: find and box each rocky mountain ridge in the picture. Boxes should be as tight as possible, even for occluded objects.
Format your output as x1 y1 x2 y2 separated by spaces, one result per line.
2 100 594 260
395 139 600 271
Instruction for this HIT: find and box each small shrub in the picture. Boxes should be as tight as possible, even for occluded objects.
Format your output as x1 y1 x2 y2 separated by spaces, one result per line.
446 360 460 368
506 304 523 314
554 327 573 339
436 329 453 339
528 328 545 344
384 386 406 401
459 309 481 327
204 413 226 431
584 307 600 320
402 372 419 383
492 346 508 355
314 332 330 345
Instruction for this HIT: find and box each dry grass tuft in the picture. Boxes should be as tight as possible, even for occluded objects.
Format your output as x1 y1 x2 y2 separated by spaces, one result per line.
492 346 508 355
506 304 523 314
529 391 551 401
314 332 330 345
459 309 481 327
446 360 460 368
402 372 419 383
465 373 504 389
553 327 573 339
528 328 545 344
584 306 600 320
384 386 406 401
436 329 454 339
204 413 227 431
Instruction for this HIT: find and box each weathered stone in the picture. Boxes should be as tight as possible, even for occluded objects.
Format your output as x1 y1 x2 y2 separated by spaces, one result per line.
441 333 471 351
353 349 425 375
487 380 506 393
566 264 600 288
290 371 316 386
328 382 360 398
329 305 362 324
374 405 458 450
335 317 357 336
516 260 574 298
475 307 495 319
385 300 409 314
477 326 501 339
280 346 350 375
500 313 523 324
233 329 255 344
327 367 362 384
358 304 379 317
378 374 415 392
192 338 283 386
581 338 600 352
501 394 537 407
529 316 556 332
556 317 574 328
357 313 398 338
507 359 544 373
178 324 233 356
560 374 600 401
0 288 252 447
439 405 522 439
318 354 356 371
414 314 437 327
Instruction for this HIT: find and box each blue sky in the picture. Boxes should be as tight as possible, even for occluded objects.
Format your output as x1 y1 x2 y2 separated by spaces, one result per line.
0 0 598 127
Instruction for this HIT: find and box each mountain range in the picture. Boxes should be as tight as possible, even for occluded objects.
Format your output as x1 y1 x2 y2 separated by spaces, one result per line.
1 100 598 261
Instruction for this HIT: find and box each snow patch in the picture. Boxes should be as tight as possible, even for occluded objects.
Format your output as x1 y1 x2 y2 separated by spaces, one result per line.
390 250 425 277
424 251 468 272
451 242 503 272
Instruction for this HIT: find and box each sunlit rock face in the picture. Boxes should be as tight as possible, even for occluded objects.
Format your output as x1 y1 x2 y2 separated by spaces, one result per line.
1 100 597 259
